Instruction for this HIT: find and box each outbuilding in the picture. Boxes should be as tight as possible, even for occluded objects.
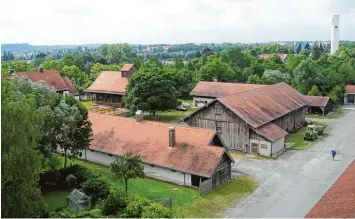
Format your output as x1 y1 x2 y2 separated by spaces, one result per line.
344 85 355 104
73 112 234 190
305 95 333 115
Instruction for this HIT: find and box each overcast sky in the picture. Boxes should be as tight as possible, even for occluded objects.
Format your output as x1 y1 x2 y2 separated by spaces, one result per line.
1 0 355 45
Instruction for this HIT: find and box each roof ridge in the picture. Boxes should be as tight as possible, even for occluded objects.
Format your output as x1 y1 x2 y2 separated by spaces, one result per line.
89 112 216 134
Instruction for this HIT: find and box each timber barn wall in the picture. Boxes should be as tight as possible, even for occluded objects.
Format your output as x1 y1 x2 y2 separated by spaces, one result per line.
272 107 307 131
185 101 249 151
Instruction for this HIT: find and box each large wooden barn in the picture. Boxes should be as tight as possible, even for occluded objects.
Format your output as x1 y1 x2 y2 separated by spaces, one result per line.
184 82 310 157
190 81 266 107
84 64 137 107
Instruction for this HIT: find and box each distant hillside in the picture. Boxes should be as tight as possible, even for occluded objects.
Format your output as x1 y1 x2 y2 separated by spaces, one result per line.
1 43 102 53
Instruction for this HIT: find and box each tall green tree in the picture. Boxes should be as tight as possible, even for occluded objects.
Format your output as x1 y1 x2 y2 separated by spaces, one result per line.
125 61 177 118
259 70 291 85
311 44 321 60
1 79 47 217
198 58 233 82
62 65 90 92
308 85 321 96
111 154 145 193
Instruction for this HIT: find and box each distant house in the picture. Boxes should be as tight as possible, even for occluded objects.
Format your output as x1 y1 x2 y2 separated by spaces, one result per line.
344 85 355 104
259 54 288 63
294 42 311 54
15 68 78 98
84 64 137 108
305 96 333 115
185 83 310 157
71 112 234 189
190 81 266 107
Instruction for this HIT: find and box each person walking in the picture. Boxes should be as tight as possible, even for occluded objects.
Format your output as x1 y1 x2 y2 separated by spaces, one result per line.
331 150 336 161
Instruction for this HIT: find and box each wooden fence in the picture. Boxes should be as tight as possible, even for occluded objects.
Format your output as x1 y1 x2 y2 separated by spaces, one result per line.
199 178 213 196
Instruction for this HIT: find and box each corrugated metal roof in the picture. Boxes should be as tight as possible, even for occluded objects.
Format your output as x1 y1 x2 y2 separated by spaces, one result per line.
89 112 232 177
305 95 330 107
346 85 355 93
190 81 266 98
85 71 128 94
219 82 310 128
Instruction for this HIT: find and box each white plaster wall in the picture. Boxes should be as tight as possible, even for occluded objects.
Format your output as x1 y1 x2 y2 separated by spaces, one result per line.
271 137 285 155
59 148 192 186
250 139 271 157
63 91 70 96
192 97 214 108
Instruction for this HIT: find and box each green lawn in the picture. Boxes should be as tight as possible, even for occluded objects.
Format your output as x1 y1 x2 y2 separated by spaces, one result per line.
58 156 199 207
177 176 258 218
43 189 71 211
80 100 93 109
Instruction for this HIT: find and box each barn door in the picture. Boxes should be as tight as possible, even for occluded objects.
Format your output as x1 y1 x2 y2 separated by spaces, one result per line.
251 143 258 154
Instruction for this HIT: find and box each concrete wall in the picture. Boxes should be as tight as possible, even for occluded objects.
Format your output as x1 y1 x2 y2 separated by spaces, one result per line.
65 149 193 186
271 137 285 156
192 97 214 108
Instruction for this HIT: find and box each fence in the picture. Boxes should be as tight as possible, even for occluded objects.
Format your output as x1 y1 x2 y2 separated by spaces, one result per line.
152 196 172 209
199 178 213 196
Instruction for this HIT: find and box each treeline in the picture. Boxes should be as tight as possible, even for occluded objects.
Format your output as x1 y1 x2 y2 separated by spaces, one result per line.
2 42 355 105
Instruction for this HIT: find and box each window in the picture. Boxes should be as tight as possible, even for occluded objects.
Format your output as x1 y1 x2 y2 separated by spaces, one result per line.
90 150 95 152
170 169 176 172
261 144 268 149
108 154 113 157
150 164 155 167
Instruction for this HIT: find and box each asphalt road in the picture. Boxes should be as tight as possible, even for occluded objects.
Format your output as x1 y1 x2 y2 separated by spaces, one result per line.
226 108 355 218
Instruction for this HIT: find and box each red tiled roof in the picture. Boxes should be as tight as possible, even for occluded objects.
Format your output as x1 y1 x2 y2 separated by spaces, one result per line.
62 76 77 94
120 64 135 72
305 96 330 107
16 70 69 91
306 160 355 218
89 112 231 177
346 85 355 93
259 54 288 60
219 82 310 128
255 123 288 142
85 71 128 94
190 81 266 98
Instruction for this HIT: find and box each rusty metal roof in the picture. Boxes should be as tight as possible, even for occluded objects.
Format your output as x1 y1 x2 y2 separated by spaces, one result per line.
305 95 330 107
89 112 232 177
190 81 266 98
255 123 288 142
218 82 311 128
346 85 355 93
85 71 128 94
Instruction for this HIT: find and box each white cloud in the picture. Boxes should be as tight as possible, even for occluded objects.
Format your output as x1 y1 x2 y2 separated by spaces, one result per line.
1 0 354 45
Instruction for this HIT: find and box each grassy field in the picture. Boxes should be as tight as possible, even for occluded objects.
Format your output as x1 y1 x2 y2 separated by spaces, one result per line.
43 189 71 211
177 176 258 218
306 108 344 119
80 100 93 109
56 156 199 207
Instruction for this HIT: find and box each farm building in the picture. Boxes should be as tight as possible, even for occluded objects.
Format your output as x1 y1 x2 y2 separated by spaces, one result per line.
84 64 137 108
305 96 333 115
190 81 266 107
184 82 310 157
344 85 355 104
14 68 78 98
73 112 234 189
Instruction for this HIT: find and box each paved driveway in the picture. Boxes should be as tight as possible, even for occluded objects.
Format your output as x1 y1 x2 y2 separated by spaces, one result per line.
226 109 355 218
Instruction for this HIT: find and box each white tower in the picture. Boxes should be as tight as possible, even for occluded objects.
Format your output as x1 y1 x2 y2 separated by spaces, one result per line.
330 15 340 55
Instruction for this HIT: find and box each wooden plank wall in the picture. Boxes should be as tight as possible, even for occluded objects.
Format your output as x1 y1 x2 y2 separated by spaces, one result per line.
185 101 249 151
272 107 306 131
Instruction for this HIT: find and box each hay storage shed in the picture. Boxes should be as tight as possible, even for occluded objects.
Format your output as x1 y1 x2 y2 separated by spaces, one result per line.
67 189 91 211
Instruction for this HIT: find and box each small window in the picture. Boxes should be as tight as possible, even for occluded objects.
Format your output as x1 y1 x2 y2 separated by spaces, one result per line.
108 154 113 157
150 164 155 167
90 150 95 152
170 169 176 172
261 144 268 149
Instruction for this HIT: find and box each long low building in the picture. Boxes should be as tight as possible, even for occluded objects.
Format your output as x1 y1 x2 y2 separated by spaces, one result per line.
190 81 266 107
184 82 310 157
71 112 234 189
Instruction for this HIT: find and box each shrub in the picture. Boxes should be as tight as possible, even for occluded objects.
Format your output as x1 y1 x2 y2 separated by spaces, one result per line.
48 156 61 171
82 176 110 206
89 208 103 218
51 207 77 218
120 196 150 218
141 202 173 218
102 187 128 216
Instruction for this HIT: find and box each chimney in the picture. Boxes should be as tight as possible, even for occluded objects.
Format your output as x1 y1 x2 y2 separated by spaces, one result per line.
169 127 175 148
39 67 44 73
135 110 143 123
